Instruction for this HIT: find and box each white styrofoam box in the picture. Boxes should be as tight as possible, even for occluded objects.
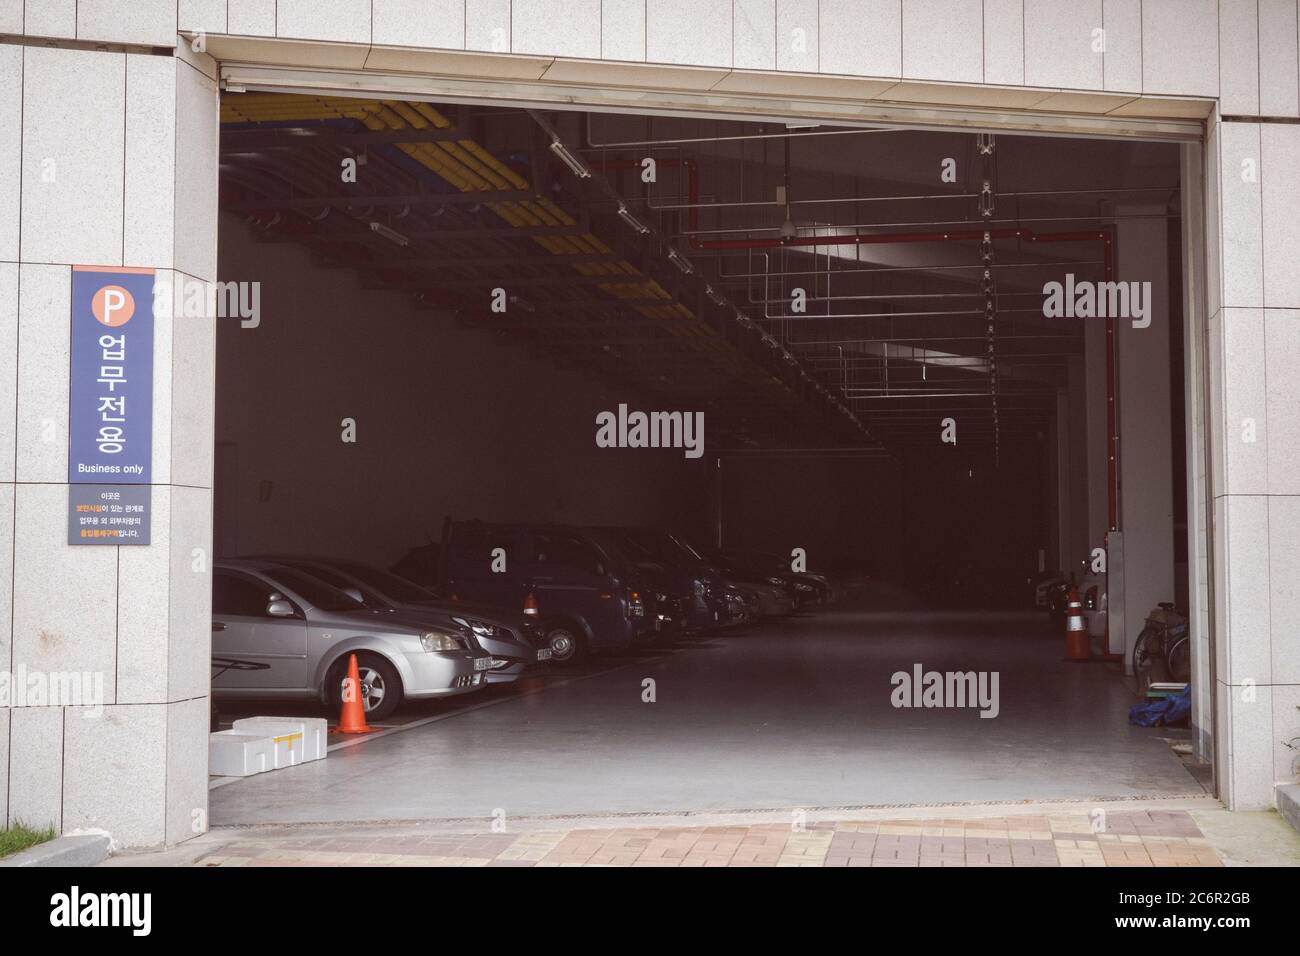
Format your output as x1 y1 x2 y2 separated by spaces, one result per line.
232 716 328 764
209 731 274 777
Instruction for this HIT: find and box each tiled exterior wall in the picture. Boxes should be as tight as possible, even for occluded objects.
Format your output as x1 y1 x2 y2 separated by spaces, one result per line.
1 10 218 845
1 3 1297 842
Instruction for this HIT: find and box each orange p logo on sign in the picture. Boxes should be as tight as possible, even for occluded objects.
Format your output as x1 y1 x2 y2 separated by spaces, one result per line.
92 285 135 327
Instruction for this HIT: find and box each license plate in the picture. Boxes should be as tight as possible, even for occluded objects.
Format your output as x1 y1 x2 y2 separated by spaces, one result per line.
536 648 553 661
473 657 497 671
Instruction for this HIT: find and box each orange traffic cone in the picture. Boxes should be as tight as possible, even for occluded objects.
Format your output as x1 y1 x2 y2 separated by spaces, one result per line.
1064 588 1090 662
334 653 378 734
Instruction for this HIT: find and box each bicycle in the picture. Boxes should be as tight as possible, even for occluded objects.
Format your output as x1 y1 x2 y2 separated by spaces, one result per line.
1131 602 1191 694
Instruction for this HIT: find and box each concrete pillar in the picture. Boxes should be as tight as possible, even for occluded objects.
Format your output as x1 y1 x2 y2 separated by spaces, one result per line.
1113 206 1176 668
1052 389 1067 572
1206 111 1300 809
1 14 218 846
1083 308 1109 572
1054 357 1089 575
1065 357 1089 573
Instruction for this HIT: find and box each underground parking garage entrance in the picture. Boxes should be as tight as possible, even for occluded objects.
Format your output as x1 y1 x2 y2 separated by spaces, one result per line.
206 87 1214 827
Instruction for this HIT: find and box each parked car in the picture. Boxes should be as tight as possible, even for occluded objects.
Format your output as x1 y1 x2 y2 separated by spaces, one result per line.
211 558 493 719
742 549 833 605
1031 571 1067 609
728 578 794 618
601 527 728 630
246 555 550 683
436 520 657 662
706 549 826 608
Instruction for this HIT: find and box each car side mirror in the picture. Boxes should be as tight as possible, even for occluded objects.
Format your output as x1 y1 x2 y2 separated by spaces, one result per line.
266 599 295 618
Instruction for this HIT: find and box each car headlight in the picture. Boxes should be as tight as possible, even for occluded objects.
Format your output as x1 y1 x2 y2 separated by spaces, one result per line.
451 616 496 640
768 576 784 586
794 582 814 592
421 630 466 652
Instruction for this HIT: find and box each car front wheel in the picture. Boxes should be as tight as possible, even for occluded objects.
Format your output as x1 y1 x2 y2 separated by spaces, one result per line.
545 625 584 663
330 653 404 721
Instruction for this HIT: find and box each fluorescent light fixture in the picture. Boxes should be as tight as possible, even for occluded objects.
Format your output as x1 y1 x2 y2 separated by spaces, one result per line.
369 221 409 246
705 285 725 306
617 203 649 234
668 249 695 275
549 138 591 179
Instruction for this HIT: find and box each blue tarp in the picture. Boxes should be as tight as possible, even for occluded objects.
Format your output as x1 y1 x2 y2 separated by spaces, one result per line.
1129 686 1192 727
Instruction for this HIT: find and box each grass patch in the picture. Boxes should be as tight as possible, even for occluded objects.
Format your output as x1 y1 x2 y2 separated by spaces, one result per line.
0 821 57 859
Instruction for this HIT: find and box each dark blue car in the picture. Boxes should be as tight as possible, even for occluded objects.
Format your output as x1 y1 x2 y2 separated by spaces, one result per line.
437 520 656 662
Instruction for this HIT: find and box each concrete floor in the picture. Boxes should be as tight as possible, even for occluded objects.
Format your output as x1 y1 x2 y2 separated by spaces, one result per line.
211 586 1205 826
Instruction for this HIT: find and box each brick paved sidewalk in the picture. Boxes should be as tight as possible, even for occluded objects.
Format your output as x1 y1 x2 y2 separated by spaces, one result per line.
193 809 1222 868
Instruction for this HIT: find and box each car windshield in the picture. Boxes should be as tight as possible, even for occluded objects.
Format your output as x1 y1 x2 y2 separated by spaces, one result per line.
584 531 636 576
261 566 365 611
616 532 660 564
336 563 440 603
280 562 389 609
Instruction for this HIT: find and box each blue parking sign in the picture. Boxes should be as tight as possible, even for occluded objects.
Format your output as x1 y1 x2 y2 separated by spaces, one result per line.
68 266 154 545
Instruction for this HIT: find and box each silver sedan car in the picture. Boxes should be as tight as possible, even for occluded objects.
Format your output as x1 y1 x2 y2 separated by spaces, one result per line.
247 556 550 683
211 559 495 720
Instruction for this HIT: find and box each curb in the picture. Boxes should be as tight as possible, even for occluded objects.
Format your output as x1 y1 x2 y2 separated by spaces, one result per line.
1278 783 1300 835
0 833 112 868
